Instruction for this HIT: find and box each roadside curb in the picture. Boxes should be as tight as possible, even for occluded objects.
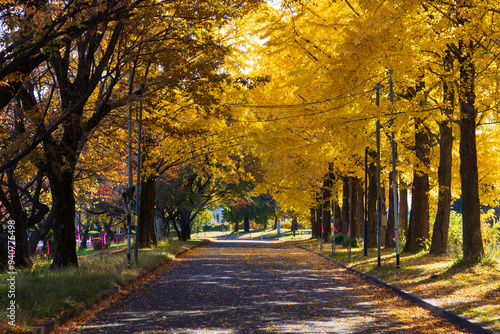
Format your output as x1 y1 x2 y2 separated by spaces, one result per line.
295 245 497 334
23 240 211 334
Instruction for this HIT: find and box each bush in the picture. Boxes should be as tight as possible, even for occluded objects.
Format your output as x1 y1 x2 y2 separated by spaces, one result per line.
333 232 361 248
91 238 108 250
447 211 463 258
334 232 345 245
483 217 500 262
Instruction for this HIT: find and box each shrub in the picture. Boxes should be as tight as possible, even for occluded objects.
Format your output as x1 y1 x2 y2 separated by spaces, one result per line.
91 238 108 250
447 211 463 258
334 232 345 245
483 217 500 263
334 232 360 248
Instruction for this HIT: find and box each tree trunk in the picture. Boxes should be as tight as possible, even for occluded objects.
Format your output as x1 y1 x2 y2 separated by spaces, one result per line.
179 211 191 241
367 152 378 248
0 230 7 269
13 211 30 268
349 177 361 240
399 184 409 236
138 174 158 248
334 202 341 235
244 216 250 232
458 40 483 261
315 203 322 239
311 193 320 239
310 207 316 238
430 50 454 255
171 220 181 239
322 186 332 242
186 224 191 240
380 183 387 246
233 221 239 233
341 177 349 235
386 172 396 248
1 168 36 268
357 181 364 240
404 119 431 253
28 210 54 254
47 165 78 268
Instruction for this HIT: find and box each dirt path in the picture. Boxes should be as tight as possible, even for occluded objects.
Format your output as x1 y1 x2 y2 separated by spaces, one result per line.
65 241 466 333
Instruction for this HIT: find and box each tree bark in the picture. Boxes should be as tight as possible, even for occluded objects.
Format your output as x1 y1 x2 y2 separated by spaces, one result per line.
322 185 332 242
1 169 31 268
334 202 341 235
430 50 454 255
0 230 7 269
311 193 320 239
46 163 78 268
138 174 158 248
28 210 54 255
171 220 181 239
380 183 387 246
244 216 250 232
399 184 409 236
404 119 431 253
458 40 483 261
315 203 322 239
357 181 364 240
386 172 396 248
367 151 378 248
341 177 349 235
179 209 192 241
349 177 361 240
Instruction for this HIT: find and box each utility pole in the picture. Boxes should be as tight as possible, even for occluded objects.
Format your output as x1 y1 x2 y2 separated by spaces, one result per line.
332 182 336 254
348 177 352 263
364 147 368 257
127 100 133 269
134 98 142 264
320 190 324 251
389 71 400 268
375 83 382 268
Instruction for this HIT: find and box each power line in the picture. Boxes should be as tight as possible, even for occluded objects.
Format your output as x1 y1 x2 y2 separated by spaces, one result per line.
226 72 388 109
233 90 373 123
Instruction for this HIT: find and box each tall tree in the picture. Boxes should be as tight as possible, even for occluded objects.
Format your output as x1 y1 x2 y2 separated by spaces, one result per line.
43 22 126 268
430 50 455 255
404 116 431 253
456 38 484 260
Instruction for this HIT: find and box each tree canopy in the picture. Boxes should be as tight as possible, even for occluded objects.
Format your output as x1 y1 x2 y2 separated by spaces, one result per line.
1 0 500 269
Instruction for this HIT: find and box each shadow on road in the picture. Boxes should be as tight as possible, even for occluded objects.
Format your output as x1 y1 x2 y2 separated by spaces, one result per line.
70 241 464 333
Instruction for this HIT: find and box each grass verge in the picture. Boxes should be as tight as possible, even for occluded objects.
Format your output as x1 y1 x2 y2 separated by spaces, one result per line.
292 238 500 332
192 228 312 241
0 239 204 333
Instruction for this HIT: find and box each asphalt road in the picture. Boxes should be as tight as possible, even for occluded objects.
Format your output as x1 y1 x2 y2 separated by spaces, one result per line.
68 240 465 333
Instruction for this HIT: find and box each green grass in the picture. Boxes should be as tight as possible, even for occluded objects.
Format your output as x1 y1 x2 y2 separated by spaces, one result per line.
76 240 128 257
192 228 311 241
0 239 203 333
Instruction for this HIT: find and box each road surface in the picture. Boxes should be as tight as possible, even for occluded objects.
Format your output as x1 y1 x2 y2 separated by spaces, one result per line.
66 240 465 333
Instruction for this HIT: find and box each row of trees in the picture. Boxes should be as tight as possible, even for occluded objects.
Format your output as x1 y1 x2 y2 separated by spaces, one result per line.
226 0 500 261
2 0 499 270
0 0 264 269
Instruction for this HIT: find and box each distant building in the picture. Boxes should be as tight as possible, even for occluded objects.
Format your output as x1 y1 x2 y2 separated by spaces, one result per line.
210 207 224 225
